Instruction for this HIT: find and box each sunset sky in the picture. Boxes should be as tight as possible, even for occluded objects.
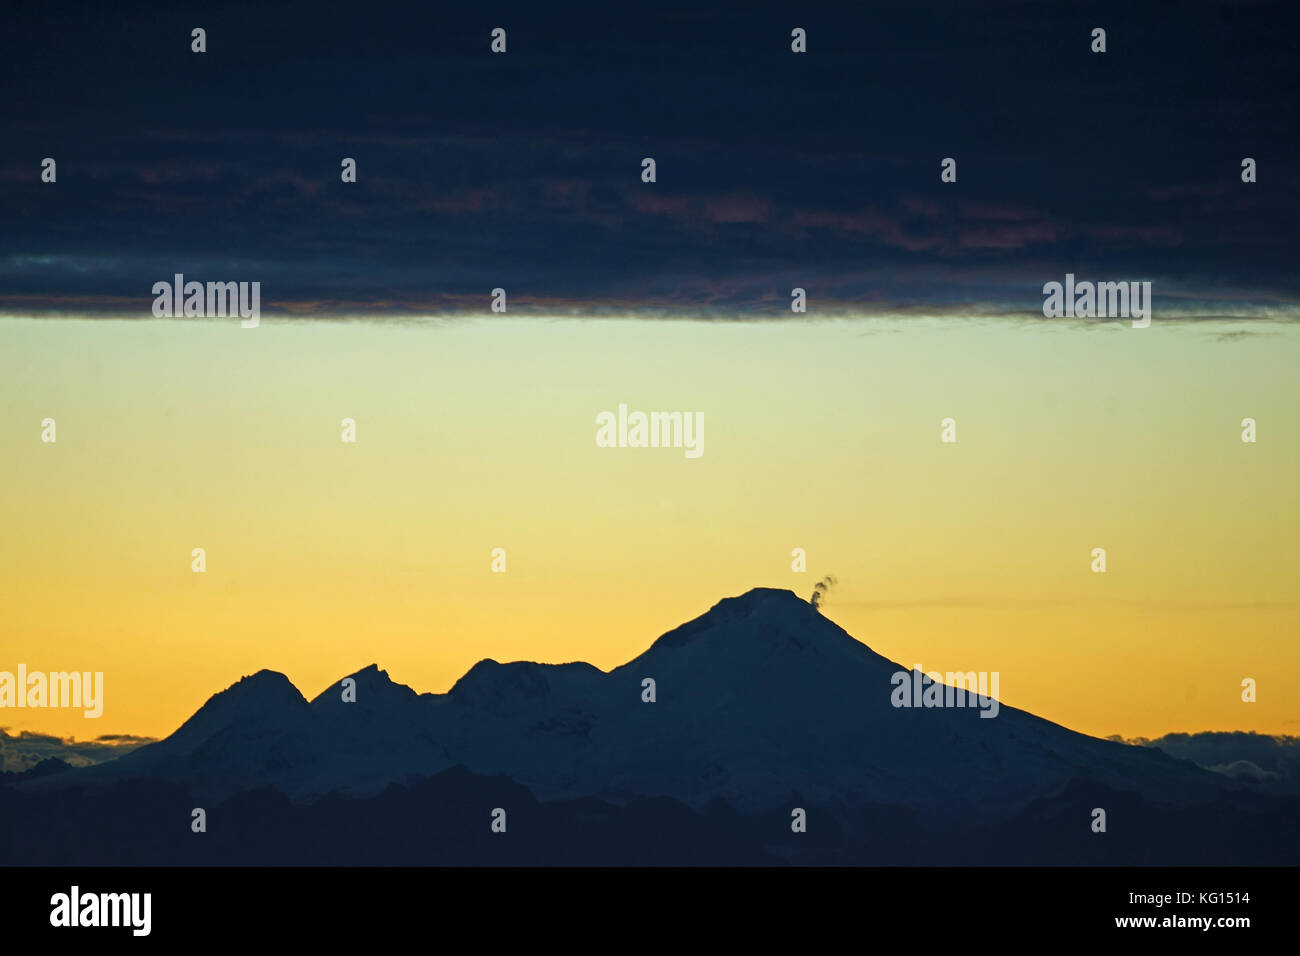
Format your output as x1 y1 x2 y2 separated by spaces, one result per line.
2 314 1296 741
2 2 1297 745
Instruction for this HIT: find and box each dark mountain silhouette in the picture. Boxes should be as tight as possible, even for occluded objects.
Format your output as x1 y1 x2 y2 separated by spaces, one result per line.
4 588 1295 865
0 756 73 783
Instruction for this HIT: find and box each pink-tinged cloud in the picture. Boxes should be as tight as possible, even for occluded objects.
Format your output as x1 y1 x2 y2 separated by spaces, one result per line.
1145 183 1229 201
545 180 581 200
284 174 326 197
902 196 944 219
793 208 944 251
137 163 224 185
1083 224 1184 244
0 164 38 183
958 221 1061 249
625 190 771 224
628 192 695 217
959 200 1039 221
417 188 496 214
703 193 771 224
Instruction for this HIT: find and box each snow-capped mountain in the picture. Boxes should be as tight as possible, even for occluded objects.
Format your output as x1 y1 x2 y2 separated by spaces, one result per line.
36 588 1219 823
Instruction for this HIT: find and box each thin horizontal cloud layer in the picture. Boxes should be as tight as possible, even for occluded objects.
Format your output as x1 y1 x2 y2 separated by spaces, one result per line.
1117 732 1300 793
0 728 155 774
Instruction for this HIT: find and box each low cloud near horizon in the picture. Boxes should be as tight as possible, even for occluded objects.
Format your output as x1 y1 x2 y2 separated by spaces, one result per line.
5 723 1298 793
0 728 155 774
1111 731 1300 791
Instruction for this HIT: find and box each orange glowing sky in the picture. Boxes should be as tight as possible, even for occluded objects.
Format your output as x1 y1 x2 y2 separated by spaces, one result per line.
1 315 1296 743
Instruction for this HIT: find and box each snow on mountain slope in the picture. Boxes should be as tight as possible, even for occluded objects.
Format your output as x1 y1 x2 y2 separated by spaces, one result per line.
27 588 1220 823
75 669 328 797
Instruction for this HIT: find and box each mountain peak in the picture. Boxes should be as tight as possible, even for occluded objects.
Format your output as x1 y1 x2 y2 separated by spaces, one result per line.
20 587 1228 831
645 586 825 653
311 664 418 707
344 663 390 684
223 669 304 702
156 669 309 751
193 671 305 712
716 587 810 612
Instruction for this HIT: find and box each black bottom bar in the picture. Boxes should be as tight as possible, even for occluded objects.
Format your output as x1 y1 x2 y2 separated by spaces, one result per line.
5 866 1286 943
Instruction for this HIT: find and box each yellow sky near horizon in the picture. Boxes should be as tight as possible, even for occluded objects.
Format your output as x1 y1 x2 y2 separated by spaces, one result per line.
1 315 1296 743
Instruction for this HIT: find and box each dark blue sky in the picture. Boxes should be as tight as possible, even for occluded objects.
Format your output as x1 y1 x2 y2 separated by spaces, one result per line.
2 0 1297 317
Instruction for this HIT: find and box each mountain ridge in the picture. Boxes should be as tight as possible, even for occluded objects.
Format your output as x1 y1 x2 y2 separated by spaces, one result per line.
21 587 1227 825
